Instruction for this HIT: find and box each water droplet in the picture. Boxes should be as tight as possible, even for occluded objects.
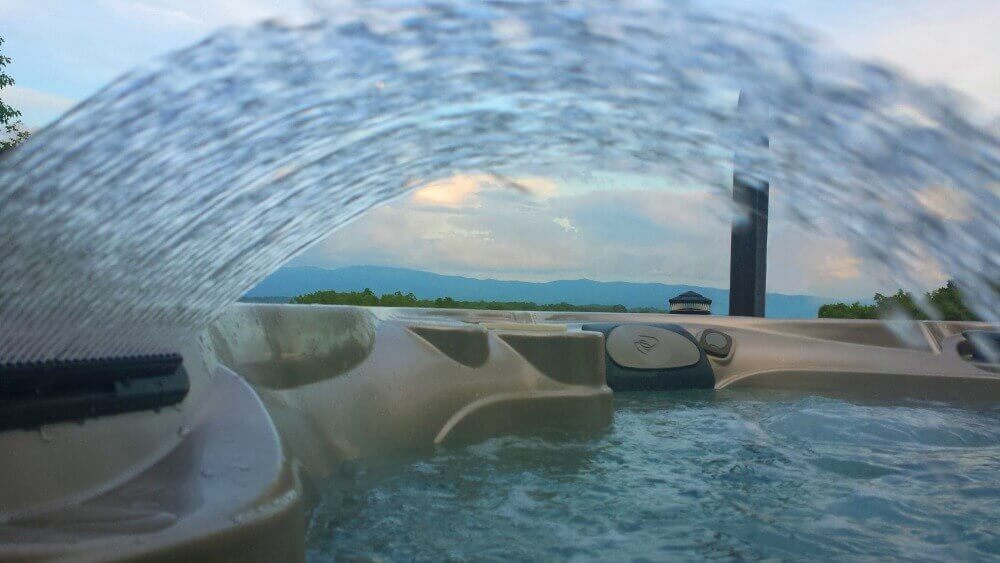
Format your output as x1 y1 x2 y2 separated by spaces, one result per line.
177 425 191 438
39 426 53 443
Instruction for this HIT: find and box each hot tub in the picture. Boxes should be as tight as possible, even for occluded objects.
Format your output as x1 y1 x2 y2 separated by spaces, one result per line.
0 304 997 561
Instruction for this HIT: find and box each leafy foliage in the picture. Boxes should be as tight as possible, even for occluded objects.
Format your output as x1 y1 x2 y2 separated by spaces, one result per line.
816 301 879 319
818 281 982 321
292 288 659 313
1 36 29 152
239 296 292 304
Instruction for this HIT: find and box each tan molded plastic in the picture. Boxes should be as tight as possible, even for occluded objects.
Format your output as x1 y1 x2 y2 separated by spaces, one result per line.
0 304 996 562
0 304 612 561
605 324 701 369
409 325 489 367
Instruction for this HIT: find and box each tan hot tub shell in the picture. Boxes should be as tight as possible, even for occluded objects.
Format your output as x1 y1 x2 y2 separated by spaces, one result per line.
0 304 996 561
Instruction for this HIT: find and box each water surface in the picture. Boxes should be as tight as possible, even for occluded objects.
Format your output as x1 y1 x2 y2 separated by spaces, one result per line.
307 391 1000 561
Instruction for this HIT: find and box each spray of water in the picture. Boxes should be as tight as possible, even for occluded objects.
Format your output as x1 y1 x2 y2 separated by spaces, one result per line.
0 0 997 363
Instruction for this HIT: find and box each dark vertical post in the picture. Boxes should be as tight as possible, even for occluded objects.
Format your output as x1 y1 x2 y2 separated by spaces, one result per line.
728 173 769 316
729 90 769 317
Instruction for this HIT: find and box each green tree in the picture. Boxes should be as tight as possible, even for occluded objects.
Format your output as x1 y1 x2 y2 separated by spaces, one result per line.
1 36 30 152
818 280 984 321
817 301 878 319
290 288 661 313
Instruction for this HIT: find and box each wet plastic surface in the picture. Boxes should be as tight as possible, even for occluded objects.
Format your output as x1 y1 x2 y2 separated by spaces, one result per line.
0 305 996 561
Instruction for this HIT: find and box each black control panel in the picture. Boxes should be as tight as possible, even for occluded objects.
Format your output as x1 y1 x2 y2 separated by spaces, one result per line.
583 323 716 391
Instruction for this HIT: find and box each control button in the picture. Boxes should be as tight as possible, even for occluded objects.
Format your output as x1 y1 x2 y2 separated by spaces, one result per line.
699 329 732 358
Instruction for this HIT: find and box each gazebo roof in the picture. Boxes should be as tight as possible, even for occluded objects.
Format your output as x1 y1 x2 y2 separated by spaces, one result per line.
668 290 712 305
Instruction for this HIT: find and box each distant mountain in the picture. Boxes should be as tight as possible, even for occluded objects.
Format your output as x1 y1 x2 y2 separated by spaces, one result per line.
245 265 837 318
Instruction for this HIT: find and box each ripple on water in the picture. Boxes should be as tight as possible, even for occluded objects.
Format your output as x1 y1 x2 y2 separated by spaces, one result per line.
306 391 1000 562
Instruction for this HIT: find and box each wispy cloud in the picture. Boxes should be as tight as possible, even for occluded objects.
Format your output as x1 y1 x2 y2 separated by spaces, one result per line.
2 86 77 128
291 174 911 298
410 173 560 209
410 174 489 209
103 0 206 28
101 0 309 29
851 3 1000 116
553 217 578 233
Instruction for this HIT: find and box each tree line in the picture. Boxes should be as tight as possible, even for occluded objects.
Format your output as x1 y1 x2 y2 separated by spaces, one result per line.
293 281 989 321
818 281 983 321
291 288 669 313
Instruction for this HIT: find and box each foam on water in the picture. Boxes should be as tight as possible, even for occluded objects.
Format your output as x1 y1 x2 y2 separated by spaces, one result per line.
1 0 997 362
306 391 1000 561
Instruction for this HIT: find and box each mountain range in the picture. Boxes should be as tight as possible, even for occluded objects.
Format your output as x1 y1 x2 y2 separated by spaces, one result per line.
245 265 839 318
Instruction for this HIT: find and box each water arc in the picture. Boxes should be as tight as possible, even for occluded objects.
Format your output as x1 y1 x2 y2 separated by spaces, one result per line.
0 0 997 364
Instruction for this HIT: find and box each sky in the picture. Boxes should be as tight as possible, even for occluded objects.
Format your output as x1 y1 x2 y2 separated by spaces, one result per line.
2 0 997 299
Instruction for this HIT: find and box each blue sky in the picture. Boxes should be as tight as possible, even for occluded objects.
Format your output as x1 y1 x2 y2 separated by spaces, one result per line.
2 0 996 298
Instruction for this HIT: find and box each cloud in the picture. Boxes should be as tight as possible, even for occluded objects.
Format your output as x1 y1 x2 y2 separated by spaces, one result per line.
296 201 583 276
409 173 560 210
702 0 1000 115
103 0 205 28
816 0 1000 116
856 4 1000 115
410 174 486 209
816 254 862 281
290 172 934 299
294 180 735 285
2 86 77 128
552 217 578 233
101 0 310 29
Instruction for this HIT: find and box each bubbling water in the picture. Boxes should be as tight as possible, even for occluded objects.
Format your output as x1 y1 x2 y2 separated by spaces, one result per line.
0 0 997 363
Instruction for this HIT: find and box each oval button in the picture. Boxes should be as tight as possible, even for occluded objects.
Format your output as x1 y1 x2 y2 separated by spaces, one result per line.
605 325 701 370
